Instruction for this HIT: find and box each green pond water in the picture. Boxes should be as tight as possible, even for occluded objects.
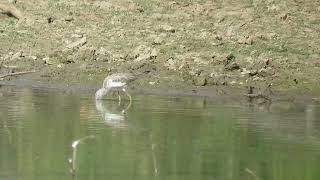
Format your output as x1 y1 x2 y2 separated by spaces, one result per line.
1 86 320 180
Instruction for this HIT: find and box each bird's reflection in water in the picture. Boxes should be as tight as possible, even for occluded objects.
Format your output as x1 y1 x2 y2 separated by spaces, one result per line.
95 99 130 128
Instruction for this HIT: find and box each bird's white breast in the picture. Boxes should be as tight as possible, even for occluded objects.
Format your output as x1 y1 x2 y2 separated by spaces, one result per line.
108 80 126 88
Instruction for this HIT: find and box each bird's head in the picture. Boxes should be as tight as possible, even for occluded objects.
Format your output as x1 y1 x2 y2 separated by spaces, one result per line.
95 88 109 100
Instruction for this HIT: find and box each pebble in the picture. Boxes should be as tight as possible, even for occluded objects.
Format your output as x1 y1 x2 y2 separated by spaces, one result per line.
160 24 175 33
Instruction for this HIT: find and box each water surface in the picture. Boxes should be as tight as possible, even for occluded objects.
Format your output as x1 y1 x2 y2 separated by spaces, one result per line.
1 87 320 180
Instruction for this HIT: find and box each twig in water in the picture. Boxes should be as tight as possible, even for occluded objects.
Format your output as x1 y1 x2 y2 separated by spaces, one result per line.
152 143 158 176
68 135 95 176
150 134 158 178
0 70 36 79
245 168 260 180
1 118 13 144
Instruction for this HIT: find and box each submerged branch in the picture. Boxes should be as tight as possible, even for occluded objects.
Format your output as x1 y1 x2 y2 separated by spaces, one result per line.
245 168 260 180
0 70 36 79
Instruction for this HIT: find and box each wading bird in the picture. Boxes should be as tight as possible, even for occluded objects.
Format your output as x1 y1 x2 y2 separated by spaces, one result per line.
95 73 135 111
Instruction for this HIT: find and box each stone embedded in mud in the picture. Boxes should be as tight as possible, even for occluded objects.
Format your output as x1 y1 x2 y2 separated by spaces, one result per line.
64 16 74 22
47 17 55 24
206 77 218 85
57 64 64 68
43 57 56 65
8 0 16 3
237 35 253 45
11 51 23 60
151 48 158 57
225 62 240 71
131 45 158 62
193 57 210 65
189 68 203 76
160 24 175 33
230 80 237 85
164 58 176 70
27 56 37 61
77 47 97 61
225 53 235 64
153 36 164 45
279 13 288 20
149 81 156 85
95 48 112 62
48 50 75 64
193 76 207 86
312 97 320 103
257 67 272 77
66 37 87 50
71 34 83 38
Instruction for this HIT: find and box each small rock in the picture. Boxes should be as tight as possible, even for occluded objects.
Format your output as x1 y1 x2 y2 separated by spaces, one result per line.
151 48 158 57
249 70 258 76
238 35 253 45
252 76 264 81
257 67 272 77
65 16 74 22
312 97 320 103
8 0 16 4
57 64 64 68
264 58 271 66
241 68 251 75
279 13 288 20
167 58 175 65
11 51 23 60
132 45 146 58
29 56 37 60
194 57 210 65
206 77 218 85
225 53 236 64
268 32 278 40
47 17 55 24
212 42 223 46
193 76 207 86
215 35 223 41
164 58 176 70
43 57 54 65
66 37 87 50
77 47 96 61
189 69 202 76
225 62 240 71
168 1 178 6
217 17 225 23
160 24 175 33
132 46 157 62
153 36 164 45
230 80 237 85
71 34 83 38
3 54 10 61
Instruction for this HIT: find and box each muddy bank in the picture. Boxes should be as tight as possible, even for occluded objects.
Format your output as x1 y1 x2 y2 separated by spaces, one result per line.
1 0 320 100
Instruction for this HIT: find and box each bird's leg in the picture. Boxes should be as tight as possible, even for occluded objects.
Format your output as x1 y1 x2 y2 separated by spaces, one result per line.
117 91 121 106
122 88 132 113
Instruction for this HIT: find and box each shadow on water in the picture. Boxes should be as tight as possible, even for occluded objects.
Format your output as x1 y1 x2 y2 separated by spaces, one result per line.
1 87 320 180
